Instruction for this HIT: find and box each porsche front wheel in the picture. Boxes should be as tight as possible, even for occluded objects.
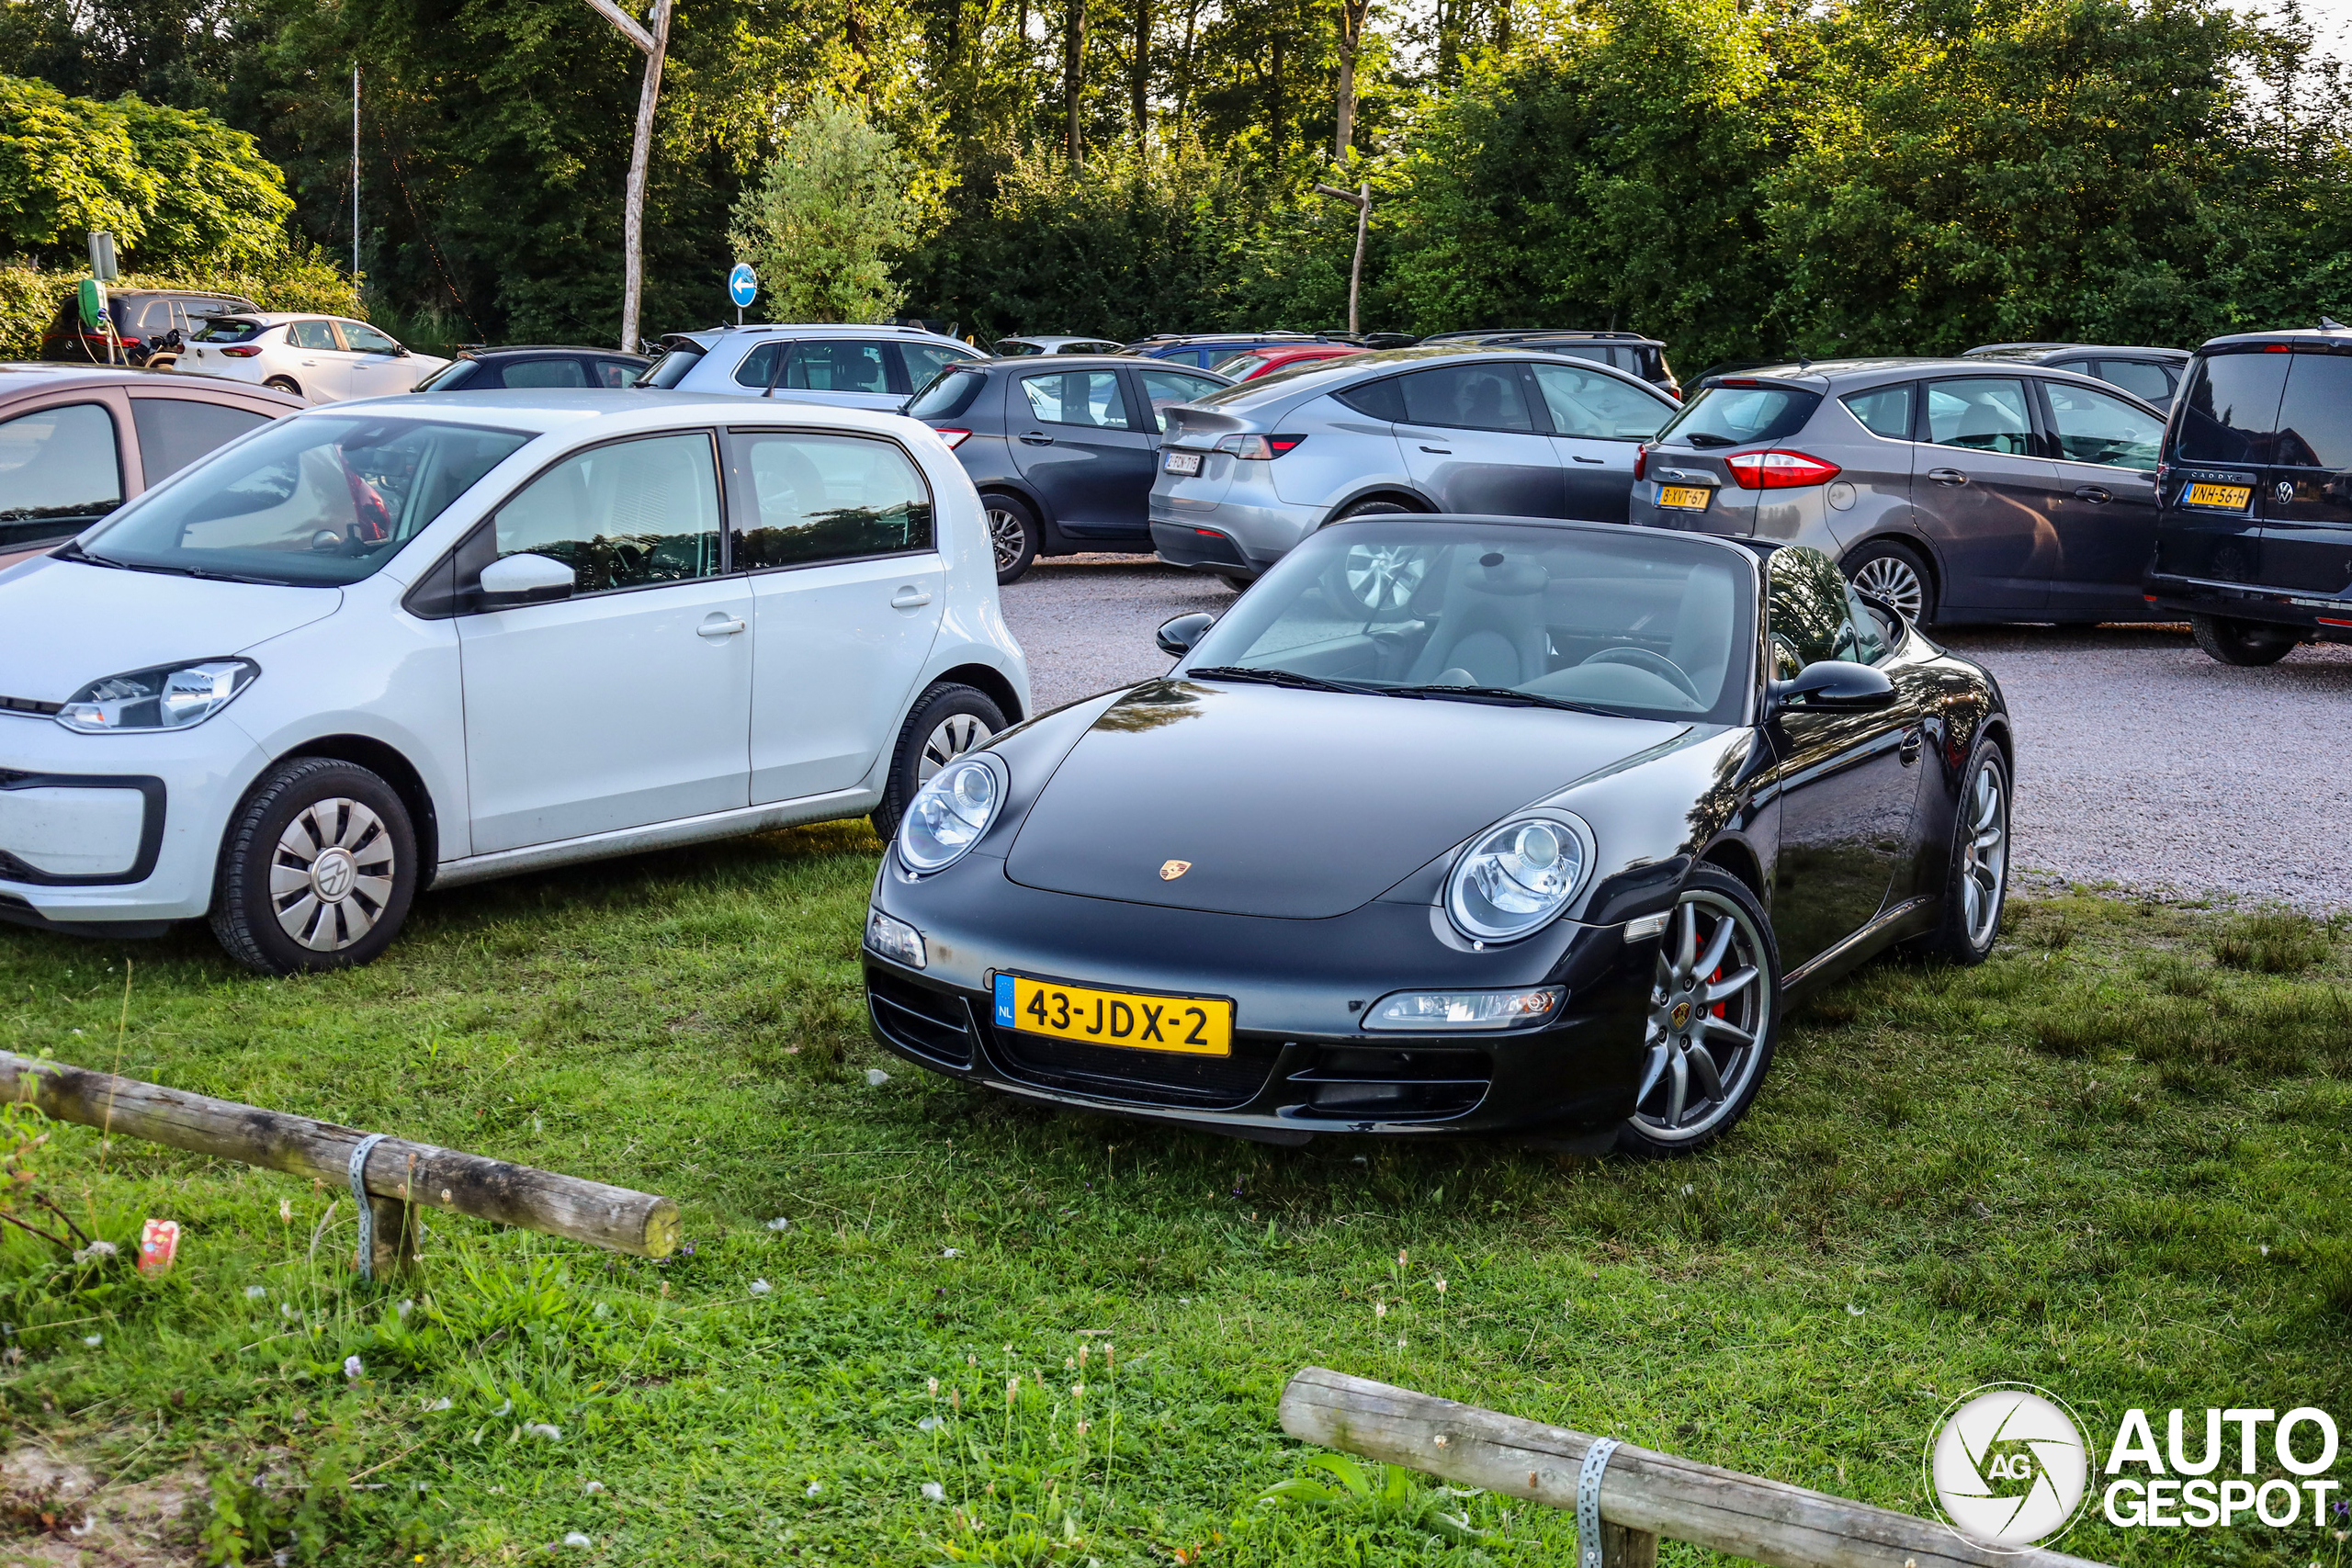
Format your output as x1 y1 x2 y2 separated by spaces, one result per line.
1616 866 1781 1157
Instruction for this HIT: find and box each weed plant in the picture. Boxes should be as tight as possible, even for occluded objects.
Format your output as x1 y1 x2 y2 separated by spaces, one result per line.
0 834 2346 1563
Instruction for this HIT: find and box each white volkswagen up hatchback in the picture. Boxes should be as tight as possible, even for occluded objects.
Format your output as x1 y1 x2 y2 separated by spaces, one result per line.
0 389 1029 974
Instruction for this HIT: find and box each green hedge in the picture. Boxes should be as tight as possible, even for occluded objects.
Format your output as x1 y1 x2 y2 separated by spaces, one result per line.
0 250 363 360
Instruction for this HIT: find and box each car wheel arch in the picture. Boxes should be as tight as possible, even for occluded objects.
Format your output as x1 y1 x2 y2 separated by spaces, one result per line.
274 735 440 887
933 661 1024 726
1698 836 1768 904
978 483 1063 542
1320 487 1434 526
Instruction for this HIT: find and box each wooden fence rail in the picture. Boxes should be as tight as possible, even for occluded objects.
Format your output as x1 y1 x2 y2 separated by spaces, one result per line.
0 1050 678 1273
1279 1368 2109 1568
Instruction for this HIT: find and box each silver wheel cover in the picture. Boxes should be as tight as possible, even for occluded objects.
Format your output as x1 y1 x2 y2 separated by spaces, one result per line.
916 712 992 784
987 507 1027 573
1959 761 2007 947
1851 555 1926 621
1633 889 1771 1144
1338 545 1428 613
270 797 396 952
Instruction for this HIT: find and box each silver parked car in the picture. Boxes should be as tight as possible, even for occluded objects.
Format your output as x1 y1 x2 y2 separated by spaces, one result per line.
1627 360 2169 626
638 323 984 410
1148 346 1677 590
1960 343 2189 412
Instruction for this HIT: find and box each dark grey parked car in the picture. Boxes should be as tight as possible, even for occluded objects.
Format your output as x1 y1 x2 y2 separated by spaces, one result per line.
903 353 1230 582
1961 343 2189 412
1628 359 2169 626
411 345 651 391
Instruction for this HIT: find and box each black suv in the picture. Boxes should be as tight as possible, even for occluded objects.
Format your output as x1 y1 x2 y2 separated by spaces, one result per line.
1418 329 1679 399
2145 322 2352 664
40 288 260 368
1962 343 2189 412
412 345 651 390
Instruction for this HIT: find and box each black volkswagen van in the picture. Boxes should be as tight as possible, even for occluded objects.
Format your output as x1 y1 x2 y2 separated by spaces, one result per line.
2146 322 2352 664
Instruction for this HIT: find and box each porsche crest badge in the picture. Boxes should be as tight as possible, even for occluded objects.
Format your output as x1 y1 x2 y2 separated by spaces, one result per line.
1159 859 1193 881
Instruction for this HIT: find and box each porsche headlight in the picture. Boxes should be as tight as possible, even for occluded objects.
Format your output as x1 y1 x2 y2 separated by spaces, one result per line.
1445 815 1592 942
56 659 257 734
897 755 1003 872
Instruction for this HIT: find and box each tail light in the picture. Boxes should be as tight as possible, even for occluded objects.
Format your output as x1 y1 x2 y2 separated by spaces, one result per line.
1214 434 1306 458
1633 446 1649 482
933 428 972 449
1725 450 1840 490
220 345 264 358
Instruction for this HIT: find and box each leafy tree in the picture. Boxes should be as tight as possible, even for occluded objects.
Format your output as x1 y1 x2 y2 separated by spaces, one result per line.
729 94 927 322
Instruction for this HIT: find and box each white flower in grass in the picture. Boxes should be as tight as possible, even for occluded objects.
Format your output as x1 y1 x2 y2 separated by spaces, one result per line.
245 1285 267 1301
583 1481 605 1495
73 1241 116 1264
806 1482 823 1497
865 1068 890 1087
82 1335 101 1348
750 1279 772 1297
921 1482 946 1503
343 1355 363 1380
766 1216 791 1232
917 1416 944 1432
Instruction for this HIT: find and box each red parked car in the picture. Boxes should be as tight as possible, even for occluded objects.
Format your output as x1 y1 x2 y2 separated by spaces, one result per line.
1205 344 1367 381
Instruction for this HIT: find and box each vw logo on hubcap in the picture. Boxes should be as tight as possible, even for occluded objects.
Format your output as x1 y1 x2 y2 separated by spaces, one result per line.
311 847 358 901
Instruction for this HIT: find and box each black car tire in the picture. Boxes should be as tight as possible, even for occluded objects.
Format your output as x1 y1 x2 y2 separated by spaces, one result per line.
263 376 301 398
1913 737 2009 965
210 758 418 976
1333 498 1419 522
1615 865 1781 1157
1841 539 1937 626
2189 613 2298 667
984 494 1040 585
1217 572 1254 592
873 682 1008 840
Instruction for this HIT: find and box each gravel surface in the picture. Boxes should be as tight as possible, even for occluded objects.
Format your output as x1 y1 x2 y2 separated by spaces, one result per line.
1000 558 2352 910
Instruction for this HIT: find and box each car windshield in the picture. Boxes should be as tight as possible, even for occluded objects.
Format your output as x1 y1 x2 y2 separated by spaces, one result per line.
1181 521 1755 724
78 415 530 587
1657 383 1822 447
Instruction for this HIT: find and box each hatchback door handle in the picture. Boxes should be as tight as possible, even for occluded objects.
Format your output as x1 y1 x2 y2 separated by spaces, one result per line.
890 587 933 610
2074 485 2112 503
696 615 747 638
1419 445 1453 455
1928 468 1969 486
1571 455 1606 464
1019 432 1054 446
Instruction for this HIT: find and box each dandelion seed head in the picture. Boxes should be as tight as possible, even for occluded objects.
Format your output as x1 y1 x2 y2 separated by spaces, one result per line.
921 1482 946 1502
245 1285 267 1300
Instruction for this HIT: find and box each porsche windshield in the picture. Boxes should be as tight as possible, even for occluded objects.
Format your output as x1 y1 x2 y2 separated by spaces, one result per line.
1183 522 1756 724
79 416 530 586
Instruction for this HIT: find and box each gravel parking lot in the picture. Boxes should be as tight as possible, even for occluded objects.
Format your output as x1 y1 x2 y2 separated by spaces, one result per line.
1001 558 2352 911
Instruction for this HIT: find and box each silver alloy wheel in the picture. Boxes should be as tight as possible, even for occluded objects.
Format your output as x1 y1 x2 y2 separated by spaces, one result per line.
916 713 992 785
1634 889 1771 1145
987 507 1028 573
1960 761 2007 947
1338 544 1429 612
270 798 396 953
1850 554 1926 621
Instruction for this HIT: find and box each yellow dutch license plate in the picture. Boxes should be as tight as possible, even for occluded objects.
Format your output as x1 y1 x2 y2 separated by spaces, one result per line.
993 973 1233 1056
1657 485 1711 511
2187 482 2252 510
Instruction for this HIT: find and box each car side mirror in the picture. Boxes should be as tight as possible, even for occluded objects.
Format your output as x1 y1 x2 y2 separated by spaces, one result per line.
479 552 575 609
392 344 410 357
1157 611 1216 656
1770 660 1894 713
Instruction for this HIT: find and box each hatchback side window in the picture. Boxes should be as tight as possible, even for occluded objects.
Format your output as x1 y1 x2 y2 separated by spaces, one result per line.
1841 384 1915 440
130 398 270 485
1022 371 1131 429
289 321 339 351
899 343 978 390
1923 378 2032 456
0 402 121 545
784 341 890 394
341 321 401 355
729 432 933 570
594 359 641 389
502 357 590 389
1765 547 1867 679
734 342 785 389
1135 369 1221 433
490 432 723 594
2091 359 2171 405
1527 362 1668 440
2044 381 2163 471
1397 364 1535 432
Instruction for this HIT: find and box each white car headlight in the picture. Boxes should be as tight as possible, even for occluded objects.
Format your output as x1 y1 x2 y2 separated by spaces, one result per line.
1363 987 1566 1031
55 659 257 734
1445 814 1592 942
897 755 1003 872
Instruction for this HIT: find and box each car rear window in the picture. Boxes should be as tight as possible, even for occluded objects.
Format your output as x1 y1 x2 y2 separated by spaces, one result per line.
2272 354 2352 469
907 367 985 420
1657 383 1822 447
191 318 266 344
2174 354 2290 465
413 359 481 391
1333 377 1407 421
639 345 703 389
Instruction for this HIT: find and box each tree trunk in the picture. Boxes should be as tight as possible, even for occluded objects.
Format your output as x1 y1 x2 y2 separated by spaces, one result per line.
1131 0 1149 149
1175 0 1201 135
1333 0 1369 162
1064 0 1088 164
1270 34 1283 153
590 0 672 355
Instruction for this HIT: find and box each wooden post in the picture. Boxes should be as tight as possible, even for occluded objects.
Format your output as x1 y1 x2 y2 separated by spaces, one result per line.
0 1052 679 1260
583 0 673 354
1278 1369 2111 1568
1311 182 1371 336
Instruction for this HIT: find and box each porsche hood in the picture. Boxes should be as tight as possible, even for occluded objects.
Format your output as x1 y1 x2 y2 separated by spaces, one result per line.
1002 680 1683 919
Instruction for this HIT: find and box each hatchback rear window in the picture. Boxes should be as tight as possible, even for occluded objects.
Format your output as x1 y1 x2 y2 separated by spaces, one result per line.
2174 354 2289 465
2273 354 2352 469
192 318 266 344
1657 383 1821 447
908 367 985 420
639 346 703 389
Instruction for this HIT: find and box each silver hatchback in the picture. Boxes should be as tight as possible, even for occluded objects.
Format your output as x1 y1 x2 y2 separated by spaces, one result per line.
1628 359 2168 626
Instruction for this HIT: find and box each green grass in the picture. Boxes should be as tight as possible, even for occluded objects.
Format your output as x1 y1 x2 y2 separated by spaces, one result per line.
1 833 2349 1565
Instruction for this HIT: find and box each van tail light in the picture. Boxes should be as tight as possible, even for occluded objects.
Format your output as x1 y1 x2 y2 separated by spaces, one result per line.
933 428 972 449
220 345 264 358
1214 434 1306 458
1633 446 1648 482
1725 450 1841 490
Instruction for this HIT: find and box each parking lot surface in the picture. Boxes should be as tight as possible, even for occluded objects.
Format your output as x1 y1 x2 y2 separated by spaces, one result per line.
1000 559 2352 911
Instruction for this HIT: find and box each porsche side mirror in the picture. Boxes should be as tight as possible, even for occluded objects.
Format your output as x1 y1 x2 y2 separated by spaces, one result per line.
479 552 575 609
1770 660 1894 713
1158 611 1216 656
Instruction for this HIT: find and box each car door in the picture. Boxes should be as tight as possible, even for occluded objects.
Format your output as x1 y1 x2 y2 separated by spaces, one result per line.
0 396 130 560
288 320 356 400
776 340 902 412
1761 547 1926 976
1912 376 2059 615
2035 377 2165 621
338 321 416 399
2254 350 2352 596
729 427 946 802
1126 366 1227 536
1395 362 1566 517
1526 359 1673 521
1009 368 1155 533
454 430 752 853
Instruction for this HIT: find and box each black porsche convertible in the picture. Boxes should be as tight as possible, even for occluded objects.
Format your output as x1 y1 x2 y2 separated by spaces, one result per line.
862 516 2012 1155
